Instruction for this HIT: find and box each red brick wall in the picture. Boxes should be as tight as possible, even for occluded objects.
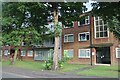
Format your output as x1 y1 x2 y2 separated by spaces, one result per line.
62 16 120 65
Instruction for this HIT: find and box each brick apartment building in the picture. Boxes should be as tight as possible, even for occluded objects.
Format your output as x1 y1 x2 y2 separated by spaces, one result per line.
62 16 120 65
2 22 62 61
2 15 120 65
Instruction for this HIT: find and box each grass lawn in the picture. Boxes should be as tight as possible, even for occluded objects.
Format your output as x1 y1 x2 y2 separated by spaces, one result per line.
59 63 89 72
2 60 89 72
2 60 119 78
2 60 45 71
77 65 119 78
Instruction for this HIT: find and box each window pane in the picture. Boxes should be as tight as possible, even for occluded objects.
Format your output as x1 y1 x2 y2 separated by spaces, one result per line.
28 50 33 56
118 49 120 58
95 17 98 20
80 50 85 57
79 49 90 58
96 27 99 31
100 26 103 31
104 25 107 30
4 50 9 56
80 34 86 41
100 32 104 37
21 50 26 56
99 20 103 25
86 33 89 40
64 36 67 42
68 50 74 57
103 31 108 37
86 50 90 57
80 19 85 25
96 21 98 25
96 32 99 37
68 35 74 42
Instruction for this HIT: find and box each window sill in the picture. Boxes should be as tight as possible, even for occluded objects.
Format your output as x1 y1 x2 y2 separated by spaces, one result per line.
78 40 89 42
78 24 90 27
78 57 90 59
95 37 109 39
64 42 73 43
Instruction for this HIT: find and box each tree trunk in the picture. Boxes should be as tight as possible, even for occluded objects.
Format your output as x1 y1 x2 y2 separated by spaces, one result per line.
53 9 59 70
13 49 18 64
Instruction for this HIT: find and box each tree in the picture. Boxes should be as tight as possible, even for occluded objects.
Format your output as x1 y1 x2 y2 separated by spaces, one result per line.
44 2 86 70
2 2 86 69
91 2 120 40
2 2 49 64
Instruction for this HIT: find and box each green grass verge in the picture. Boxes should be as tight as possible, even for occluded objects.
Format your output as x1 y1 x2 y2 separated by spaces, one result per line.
2 60 44 71
60 63 89 72
77 65 119 78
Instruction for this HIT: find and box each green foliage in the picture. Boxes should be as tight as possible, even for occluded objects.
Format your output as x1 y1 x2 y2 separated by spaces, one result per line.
2 2 50 46
54 23 62 37
2 27 41 46
43 59 53 70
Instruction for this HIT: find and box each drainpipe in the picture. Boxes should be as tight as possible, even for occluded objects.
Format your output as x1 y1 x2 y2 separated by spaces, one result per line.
89 14 93 66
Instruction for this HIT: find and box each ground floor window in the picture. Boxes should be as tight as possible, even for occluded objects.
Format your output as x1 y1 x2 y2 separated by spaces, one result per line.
4 49 9 56
116 48 120 58
21 50 26 56
64 49 74 58
34 50 49 60
28 50 33 57
78 49 90 58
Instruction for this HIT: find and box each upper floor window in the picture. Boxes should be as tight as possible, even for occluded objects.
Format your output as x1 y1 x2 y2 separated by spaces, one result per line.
78 32 90 41
94 17 109 38
116 48 120 58
64 34 74 42
78 49 90 58
64 21 74 28
78 16 90 26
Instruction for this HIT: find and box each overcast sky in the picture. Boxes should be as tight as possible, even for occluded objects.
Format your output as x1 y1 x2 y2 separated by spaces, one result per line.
84 0 97 12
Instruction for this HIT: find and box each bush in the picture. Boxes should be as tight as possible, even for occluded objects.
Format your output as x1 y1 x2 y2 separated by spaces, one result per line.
43 59 53 70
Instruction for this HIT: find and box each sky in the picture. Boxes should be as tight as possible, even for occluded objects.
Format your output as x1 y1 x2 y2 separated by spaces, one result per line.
84 0 97 12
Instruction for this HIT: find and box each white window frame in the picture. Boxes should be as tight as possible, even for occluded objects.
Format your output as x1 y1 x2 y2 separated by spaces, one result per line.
64 21 74 28
78 49 90 58
64 49 74 58
78 32 90 41
64 34 74 42
4 49 9 56
21 50 26 56
94 16 109 38
78 16 90 26
116 48 120 58
28 50 33 57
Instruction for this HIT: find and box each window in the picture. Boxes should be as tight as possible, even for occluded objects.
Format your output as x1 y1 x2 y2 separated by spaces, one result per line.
64 49 74 58
78 32 90 41
78 49 90 58
116 48 120 58
28 50 33 56
64 34 74 42
4 50 9 56
78 16 90 26
94 17 109 38
64 22 74 28
21 50 26 56
34 50 49 60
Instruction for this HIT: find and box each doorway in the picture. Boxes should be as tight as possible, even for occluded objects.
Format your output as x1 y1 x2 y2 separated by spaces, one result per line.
96 47 111 64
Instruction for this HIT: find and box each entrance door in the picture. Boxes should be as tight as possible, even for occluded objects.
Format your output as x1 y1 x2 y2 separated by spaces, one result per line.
96 47 111 64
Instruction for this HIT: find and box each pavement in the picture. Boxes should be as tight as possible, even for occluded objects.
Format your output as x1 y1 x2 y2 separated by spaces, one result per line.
2 66 101 78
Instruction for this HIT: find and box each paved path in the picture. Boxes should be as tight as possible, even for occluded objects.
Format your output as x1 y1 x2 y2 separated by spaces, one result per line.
2 66 101 78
